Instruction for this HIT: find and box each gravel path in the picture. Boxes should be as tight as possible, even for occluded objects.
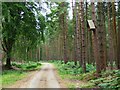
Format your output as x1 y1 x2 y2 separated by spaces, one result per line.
28 63 60 88
9 63 61 88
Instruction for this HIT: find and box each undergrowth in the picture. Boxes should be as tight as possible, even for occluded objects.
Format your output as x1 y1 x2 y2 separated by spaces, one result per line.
50 60 96 75
90 70 120 89
50 60 120 89
12 61 42 71
1 70 28 87
1 61 42 87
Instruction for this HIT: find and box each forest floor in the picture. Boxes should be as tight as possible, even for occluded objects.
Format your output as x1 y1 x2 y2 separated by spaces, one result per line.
8 63 66 88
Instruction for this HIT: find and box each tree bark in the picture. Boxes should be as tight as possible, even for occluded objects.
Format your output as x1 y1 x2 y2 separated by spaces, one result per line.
6 51 12 68
107 2 114 69
97 2 106 72
72 1 77 65
117 25 120 69
59 2 68 64
117 2 120 69
80 2 86 73
112 2 117 68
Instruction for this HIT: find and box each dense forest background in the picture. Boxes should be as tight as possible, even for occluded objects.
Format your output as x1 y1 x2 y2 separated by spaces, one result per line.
0 0 120 89
0 0 120 76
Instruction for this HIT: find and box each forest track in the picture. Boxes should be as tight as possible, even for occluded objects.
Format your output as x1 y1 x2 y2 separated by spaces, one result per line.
8 63 64 88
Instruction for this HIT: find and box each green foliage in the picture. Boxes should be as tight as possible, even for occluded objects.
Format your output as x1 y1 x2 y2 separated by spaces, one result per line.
67 83 76 88
50 60 120 89
37 13 46 43
80 83 96 88
1 70 28 87
86 63 96 72
90 70 120 89
50 60 96 88
50 60 96 75
12 61 42 71
2 2 46 65
51 60 82 75
45 4 60 40
1 62 42 87
80 71 97 81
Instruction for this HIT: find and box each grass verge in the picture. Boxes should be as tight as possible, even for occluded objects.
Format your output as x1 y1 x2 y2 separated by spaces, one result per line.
1 70 28 87
1 61 42 87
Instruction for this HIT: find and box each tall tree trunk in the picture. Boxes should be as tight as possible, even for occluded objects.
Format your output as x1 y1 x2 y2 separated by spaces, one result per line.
59 2 68 64
97 2 106 72
117 23 120 69
80 2 86 73
89 32 94 64
72 1 77 65
85 1 89 64
38 47 40 60
78 2 82 66
6 51 12 68
3 38 13 69
102 2 107 67
86 2 94 64
40 46 42 60
63 11 68 64
91 0 98 66
107 2 114 69
75 2 81 66
30 49 32 60
91 0 105 74
117 2 120 69
112 2 117 68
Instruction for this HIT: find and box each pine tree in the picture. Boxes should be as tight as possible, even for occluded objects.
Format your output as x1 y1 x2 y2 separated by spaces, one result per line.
117 1 120 69
91 0 100 74
80 2 86 73
59 2 68 64
72 1 78 65
97 2 106 72
107 2 114 69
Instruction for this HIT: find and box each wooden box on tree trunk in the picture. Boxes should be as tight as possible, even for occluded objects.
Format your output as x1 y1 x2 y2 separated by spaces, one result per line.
87 20 96 31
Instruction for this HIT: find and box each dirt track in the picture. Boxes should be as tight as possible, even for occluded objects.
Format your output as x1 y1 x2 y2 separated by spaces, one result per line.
9 63 64 88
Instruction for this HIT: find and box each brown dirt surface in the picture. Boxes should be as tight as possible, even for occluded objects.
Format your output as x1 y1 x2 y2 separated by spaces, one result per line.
7 63 66 88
